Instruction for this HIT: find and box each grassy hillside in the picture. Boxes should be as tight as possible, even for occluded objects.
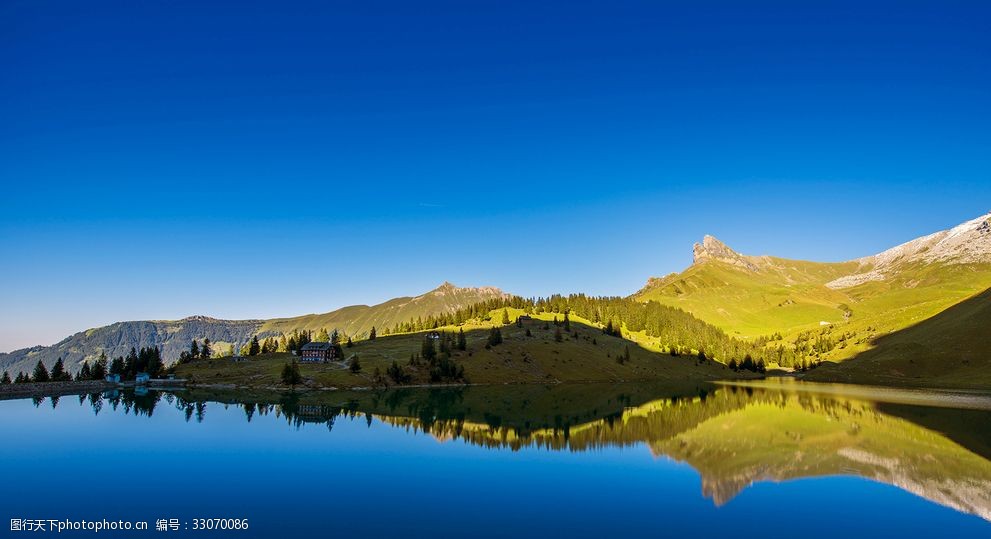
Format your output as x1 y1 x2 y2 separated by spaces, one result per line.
175 312 745 388
806 288 991 389
259 282 507 339
635 257 856 337
634 235 991 372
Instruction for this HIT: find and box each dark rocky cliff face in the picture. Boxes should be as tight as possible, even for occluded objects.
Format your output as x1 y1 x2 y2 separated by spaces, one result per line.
0 317 265 376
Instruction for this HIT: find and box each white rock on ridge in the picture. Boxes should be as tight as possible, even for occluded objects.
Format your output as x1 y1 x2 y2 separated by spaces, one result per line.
826 211 991 289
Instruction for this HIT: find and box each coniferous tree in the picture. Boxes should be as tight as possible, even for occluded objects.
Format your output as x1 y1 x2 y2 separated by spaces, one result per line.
1 371 10 384
487 327 503 347
421 336 437 362
77 362 92 381
563 312 571 331
346 337 353 348
501 309 511 325
32 360 50 383
91 360 106 380
349 355 362 373
728 358 738 371
124 347 138 378
110 356 124 376
369 326 377 341
616 345 631 364
387 361 410 384
146 347 163 377
93 353 108 380
741 354 755 372
456 328 467 351
51 358 69 381
15 372 27 384
201 339 211 359
316 328 330 342
248 336 261 356
190 340 200 360
281 360 302 387
438 333 450 356
330 329 340 345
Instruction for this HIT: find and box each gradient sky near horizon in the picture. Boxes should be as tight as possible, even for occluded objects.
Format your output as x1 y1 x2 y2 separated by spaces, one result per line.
2 0 990 352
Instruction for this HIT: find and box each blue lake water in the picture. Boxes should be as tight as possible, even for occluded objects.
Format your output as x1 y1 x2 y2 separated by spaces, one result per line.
1 382 989 538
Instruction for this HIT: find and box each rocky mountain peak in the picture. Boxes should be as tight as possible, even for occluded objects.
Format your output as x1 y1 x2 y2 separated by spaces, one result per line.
693 235 759 272
693 235 731 262
180 315 220 323
425 281 506 299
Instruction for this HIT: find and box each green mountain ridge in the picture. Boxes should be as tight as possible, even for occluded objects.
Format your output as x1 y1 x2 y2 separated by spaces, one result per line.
260 281 508 337
634 213 991 366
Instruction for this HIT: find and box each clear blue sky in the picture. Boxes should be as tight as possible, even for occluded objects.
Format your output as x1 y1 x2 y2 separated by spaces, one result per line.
2 0 989 351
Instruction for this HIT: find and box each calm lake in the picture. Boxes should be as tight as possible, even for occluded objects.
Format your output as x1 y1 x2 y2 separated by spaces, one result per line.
2 380 990 538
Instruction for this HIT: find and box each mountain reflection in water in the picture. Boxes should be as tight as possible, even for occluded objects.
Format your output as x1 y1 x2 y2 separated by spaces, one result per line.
42 380 991 522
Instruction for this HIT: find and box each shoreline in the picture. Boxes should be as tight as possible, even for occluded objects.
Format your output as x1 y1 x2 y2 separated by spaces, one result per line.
0 380 114 400
4 376 991 403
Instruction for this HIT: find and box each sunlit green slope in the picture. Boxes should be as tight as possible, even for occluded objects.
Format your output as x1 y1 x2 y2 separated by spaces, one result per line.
259 281 507 339
634 213 991 368
177 312 744 388
806 288 991 389
635 247 857 337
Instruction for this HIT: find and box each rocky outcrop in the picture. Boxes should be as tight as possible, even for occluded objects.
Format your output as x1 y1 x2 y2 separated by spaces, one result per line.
0 318 266 378
692 235 760 272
